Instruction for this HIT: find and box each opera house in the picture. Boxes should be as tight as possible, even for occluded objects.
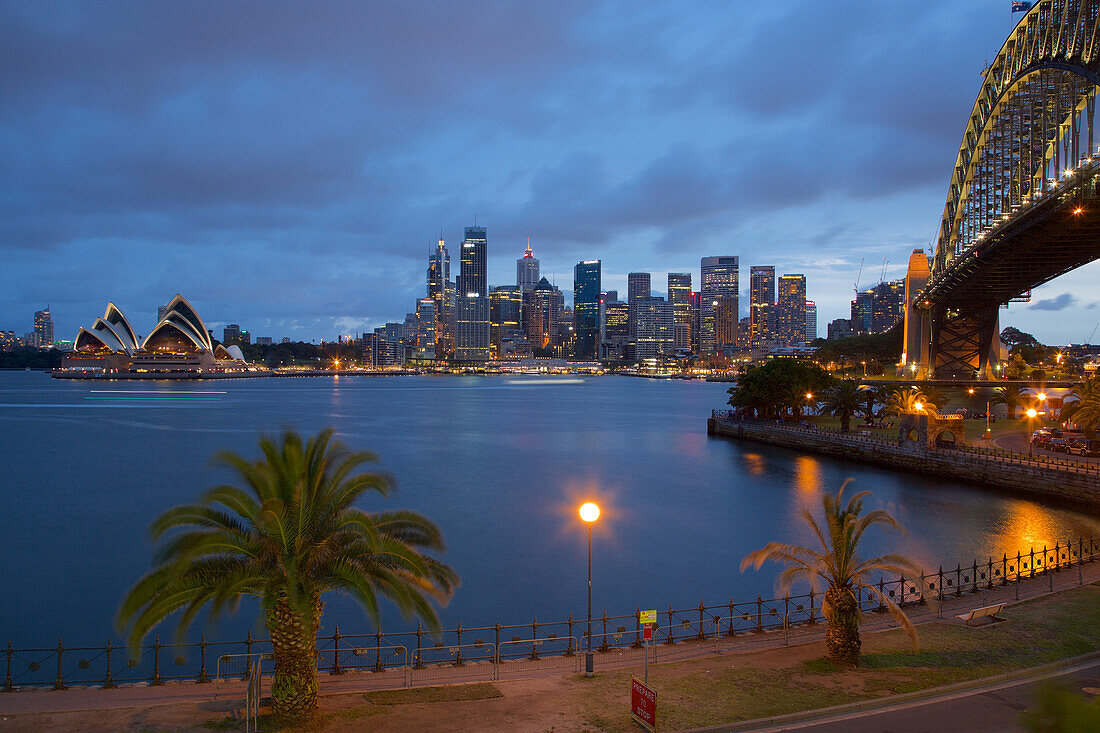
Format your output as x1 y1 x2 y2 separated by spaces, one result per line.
57 294 269 378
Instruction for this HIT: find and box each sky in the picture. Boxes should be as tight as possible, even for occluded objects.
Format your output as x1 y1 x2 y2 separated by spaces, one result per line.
2 0 1098 345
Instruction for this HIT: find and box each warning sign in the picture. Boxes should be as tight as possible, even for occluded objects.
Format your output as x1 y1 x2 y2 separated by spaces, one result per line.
631 676 656 732
639 609 657 625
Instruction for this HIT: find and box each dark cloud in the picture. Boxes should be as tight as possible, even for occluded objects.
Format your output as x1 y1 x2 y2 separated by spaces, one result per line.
1030 293 1076 311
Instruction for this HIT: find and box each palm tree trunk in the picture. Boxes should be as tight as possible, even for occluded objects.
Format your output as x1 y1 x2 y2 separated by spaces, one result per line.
266 595 323 721
823 586 861 666
841 412 850 432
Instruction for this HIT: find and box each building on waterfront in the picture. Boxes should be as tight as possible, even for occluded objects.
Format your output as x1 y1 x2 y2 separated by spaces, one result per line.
62 295 260 376
0 331 18 351
524 277 564 351
633 296 674 360
415 298 438 361
827 318 855 341
427 235 455 358
455 225 490 362
33 307 53 349
700 256 739 355
573 260 601 360
490 285 523 357
749 265 775 347
851 280 905 336
805 300 817 342
627 272 651 339
667 273 692 349
517 241 540 291
602 300 629 360
775 274 807 346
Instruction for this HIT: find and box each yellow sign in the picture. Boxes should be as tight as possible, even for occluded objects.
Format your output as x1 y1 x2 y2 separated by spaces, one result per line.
639 609 657 625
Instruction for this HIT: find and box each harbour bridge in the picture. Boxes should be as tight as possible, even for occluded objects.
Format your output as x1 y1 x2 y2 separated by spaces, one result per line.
901 0 1100 381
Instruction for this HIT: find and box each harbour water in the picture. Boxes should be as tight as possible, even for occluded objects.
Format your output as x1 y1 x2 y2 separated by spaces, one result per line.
0 372 1095 646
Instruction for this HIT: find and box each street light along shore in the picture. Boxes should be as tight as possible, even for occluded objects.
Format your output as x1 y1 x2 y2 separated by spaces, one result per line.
579 502 600 678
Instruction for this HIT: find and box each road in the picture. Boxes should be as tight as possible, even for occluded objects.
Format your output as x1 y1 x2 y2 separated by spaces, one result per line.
752 658 1100 733
993 432 1100 465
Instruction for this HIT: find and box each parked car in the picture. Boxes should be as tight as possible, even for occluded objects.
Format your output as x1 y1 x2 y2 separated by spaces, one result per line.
1031 430 1052 446
1046 437 1069 453
1067 438 1100 457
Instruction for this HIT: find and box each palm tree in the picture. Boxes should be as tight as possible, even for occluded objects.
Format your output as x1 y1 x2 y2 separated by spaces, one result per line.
118 429 458 721
862 385 891 423
992 384 1025 419
741 482 922 666
883 387 937 417
1062 377 1100 435
821 381 865 432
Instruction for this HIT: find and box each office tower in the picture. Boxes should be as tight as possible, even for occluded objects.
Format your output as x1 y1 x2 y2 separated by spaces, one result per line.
667 273 692 344
828 318 856 341
415 298 438 360
603 290 618 303
223 324 242 345
850 290 874 335
688 291 701 353
749 265 775 347
776 274 807 346
805 300 817 342
490 285 523 356
33 307 53 348
633 297 674 360
602 301 629 359
627 272 651 338
573 260 601 360
700 256 739 354
455 225 490 361
523 277 564 350
517 241 540 291
427 236 454 357
870 280 904 334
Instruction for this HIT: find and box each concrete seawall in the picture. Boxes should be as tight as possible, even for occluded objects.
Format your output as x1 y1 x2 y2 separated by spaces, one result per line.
708 418 1100 510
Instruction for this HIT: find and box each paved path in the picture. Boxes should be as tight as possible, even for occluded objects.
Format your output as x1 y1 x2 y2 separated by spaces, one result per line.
740 657 1100 733
994 432 1100 465
2 561 1098 718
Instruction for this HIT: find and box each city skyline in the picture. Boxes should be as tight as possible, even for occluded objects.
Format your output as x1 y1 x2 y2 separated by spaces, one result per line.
1 1 1098 343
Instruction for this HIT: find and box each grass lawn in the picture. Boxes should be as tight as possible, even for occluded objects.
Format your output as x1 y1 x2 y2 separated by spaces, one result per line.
574 583 1100 732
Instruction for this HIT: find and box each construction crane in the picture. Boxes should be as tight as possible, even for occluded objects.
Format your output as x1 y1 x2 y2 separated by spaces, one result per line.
1087 321 1099 344
879 257 889 283
853 257 865 295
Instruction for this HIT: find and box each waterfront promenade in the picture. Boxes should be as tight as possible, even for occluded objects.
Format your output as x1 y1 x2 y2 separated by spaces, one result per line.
708 414 1100 509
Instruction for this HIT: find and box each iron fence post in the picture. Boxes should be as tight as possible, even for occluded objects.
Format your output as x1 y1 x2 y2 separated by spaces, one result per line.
987 557 994 589
104 637 114 689
600 612 609 652
5 640 13 692
412 625 421 670
898 575 905 607
152 635 162 686
756 595 763 633
955 564 962 597
1029 548 1035 580
1080 538 1085 585
565 617 573 656
667 605 675 645
331 626 342 675
198 634 208 684
809 589 816 624
530 618 538 661
633 608 641 649
54 638 65 690
697 601 706 641
878 578 886 610
937 567 944 618
971 561 978 593
727 598 735 635
245 631 253 680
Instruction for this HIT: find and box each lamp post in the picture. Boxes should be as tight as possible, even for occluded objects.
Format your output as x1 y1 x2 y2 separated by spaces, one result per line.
1026 408 1038 457
579 502 600 677
968 388 975 417
1037 392 1047 427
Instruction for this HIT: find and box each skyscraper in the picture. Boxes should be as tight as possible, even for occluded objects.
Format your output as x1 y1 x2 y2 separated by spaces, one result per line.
517 241 540 291
489 285 523 356
415 298 437 361
573 260 601 360
427 235 454 357
700 256 739 354
524 277 564 350
667 273 692 344
627 272 651 338
455 226 490 361
749 265 775 347
633 297 674 360
33 307 53 349
776 274 807 346
805 300 817 342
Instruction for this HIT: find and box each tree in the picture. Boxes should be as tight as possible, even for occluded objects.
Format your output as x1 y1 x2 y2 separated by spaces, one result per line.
728 360 834 418
863 385 892 421
1061 377 1100 436
821 381 865 432
118 429 458 721
741 482 922 666
1000 326 1040 351
993 384 1026 419
883 387 937 417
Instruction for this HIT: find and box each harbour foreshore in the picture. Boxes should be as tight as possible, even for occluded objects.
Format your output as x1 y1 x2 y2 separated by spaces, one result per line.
708 414 1100 510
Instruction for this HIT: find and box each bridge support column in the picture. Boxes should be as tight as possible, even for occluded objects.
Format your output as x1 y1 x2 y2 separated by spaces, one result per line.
897 249 932 379
927 306 1000 381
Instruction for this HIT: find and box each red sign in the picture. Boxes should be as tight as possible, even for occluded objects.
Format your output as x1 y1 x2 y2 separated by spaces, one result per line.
631 676 656 732
643 625 653 641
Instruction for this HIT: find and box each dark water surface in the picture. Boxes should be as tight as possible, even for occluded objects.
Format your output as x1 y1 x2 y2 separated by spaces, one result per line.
0 372 1095 645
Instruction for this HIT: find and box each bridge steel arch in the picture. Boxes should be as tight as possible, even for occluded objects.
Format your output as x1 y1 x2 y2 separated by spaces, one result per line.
904 0 1100 380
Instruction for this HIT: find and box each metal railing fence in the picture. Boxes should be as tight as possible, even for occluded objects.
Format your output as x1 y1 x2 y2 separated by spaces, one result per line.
3 537 1097 691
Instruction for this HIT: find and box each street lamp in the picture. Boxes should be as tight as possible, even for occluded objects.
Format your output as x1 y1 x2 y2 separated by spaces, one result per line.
1037 393 1047 427
1026 408 1038 457
579 502 600 677
968 388 975 417
914 401 923 412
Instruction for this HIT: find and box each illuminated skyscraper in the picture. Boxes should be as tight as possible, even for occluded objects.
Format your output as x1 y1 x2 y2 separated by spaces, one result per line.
749 265 775 347
573 260 601 360
455 226 490 361
517 241 540 291
776 274 807 346
415 298 437 361
805 300 817 342
427 235 454 357
33 307 53 349
700 256 738 354
490 285 523 356
627 272 651 338
667 273 692 342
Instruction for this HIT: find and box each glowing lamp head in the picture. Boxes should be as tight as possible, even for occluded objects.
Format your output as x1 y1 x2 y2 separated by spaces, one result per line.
968 388 975 395
579 502 600 523
914 402 923 411
1037 392 1046 401
1026 408 1038 418
805 392 813 400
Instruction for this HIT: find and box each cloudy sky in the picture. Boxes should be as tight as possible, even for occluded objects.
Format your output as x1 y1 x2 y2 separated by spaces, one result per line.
2 0 1097 344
